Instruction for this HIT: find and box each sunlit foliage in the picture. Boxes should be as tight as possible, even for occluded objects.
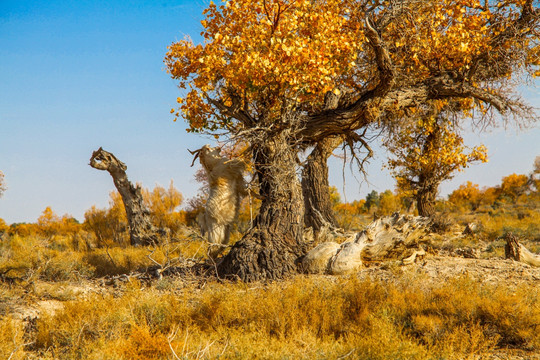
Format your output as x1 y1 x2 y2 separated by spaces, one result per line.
166 0 364 131
166 0 539 137
84 192 128 245
448 181 484 211
36 206 81 237
500 173 530 202
143 181 184 233
384 104 488 216
84 182 186 245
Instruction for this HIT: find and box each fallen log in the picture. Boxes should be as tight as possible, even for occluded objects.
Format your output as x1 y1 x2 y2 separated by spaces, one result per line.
300 213 431 274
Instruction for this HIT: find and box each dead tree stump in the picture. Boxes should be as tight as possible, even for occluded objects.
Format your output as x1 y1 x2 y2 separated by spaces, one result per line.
90 147 159 246
505 232 540 267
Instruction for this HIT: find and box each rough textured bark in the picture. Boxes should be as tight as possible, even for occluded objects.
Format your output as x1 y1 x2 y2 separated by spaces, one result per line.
89 147 158 246
301 136 342 232
415 125 441 218
505 233 540 267
218 133 307 281
416 185 437 218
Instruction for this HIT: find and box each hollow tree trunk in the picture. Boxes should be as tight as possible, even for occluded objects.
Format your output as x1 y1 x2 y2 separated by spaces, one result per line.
90 147 158 246
218 133 307 281
301 136 342 232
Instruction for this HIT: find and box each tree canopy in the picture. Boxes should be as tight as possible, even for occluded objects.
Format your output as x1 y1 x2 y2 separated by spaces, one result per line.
166 0 539 143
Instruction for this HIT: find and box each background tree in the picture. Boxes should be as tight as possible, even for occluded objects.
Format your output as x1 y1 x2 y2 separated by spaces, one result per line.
0 218 8 234
0 171 6 198
384 104 488 217
166 0 539 280
378 190 400 216
143 181 184 233
84 192 129 246
37 207 80 237
531 156 540 194
365 190 380 212
448 181 483 211
500 173 530 202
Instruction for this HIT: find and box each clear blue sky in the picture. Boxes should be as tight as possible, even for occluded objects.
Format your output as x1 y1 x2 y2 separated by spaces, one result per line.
1 0 539 224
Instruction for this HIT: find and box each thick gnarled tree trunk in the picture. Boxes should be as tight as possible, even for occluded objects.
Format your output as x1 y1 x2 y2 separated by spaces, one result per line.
218 133 307 281
416 186 437 218
90 147 158 246
302 136 342 232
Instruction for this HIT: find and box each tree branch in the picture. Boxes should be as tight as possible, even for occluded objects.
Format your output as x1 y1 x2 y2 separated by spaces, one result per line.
364 16 395 97
299 73 517 142
206 94 254 127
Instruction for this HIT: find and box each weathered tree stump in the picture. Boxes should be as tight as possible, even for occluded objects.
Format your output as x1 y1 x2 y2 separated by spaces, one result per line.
505 233 540 267
90 147 159 246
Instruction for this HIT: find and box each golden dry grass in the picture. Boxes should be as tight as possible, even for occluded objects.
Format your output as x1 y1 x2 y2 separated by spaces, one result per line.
0 274 536 359
1 202 539 359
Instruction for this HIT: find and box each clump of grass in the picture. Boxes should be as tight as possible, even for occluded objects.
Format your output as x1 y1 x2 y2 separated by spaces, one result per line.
430 213 455 234
476 206 540 242
0 318 26 360
82 247 153 277
0 235 93 282
0 233 209 281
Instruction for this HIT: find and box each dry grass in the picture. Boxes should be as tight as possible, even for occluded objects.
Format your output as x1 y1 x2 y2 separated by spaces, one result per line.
1 203 539 359
0 275 533 359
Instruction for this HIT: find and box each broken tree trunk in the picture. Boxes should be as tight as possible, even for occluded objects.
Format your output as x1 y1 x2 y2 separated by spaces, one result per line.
89 147 158 246
300 213 431 274
505 233 540 267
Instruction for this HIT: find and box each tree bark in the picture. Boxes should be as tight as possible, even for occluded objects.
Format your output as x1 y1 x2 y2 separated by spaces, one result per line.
218 132 308 281
505 233 540 267
415 185 437 218
301 136 342 232
89 147 158 246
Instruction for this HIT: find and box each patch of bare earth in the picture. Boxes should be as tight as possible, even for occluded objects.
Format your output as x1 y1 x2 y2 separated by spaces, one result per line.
358 256 540 288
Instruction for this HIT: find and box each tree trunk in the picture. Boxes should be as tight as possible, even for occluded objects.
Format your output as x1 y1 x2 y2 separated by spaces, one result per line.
218 133 307 281
301 136 342 232
90 147 158 246
416 177 438 218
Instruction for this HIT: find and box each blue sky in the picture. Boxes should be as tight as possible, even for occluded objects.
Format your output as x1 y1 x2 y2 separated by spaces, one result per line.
0 0 539 223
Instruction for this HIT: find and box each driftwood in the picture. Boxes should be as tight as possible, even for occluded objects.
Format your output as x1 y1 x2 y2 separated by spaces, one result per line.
90 147 159 246
300 213 431 275
505 233 540 267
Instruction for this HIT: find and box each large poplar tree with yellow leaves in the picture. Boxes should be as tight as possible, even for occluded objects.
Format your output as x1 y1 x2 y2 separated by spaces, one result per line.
166 0 539 281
